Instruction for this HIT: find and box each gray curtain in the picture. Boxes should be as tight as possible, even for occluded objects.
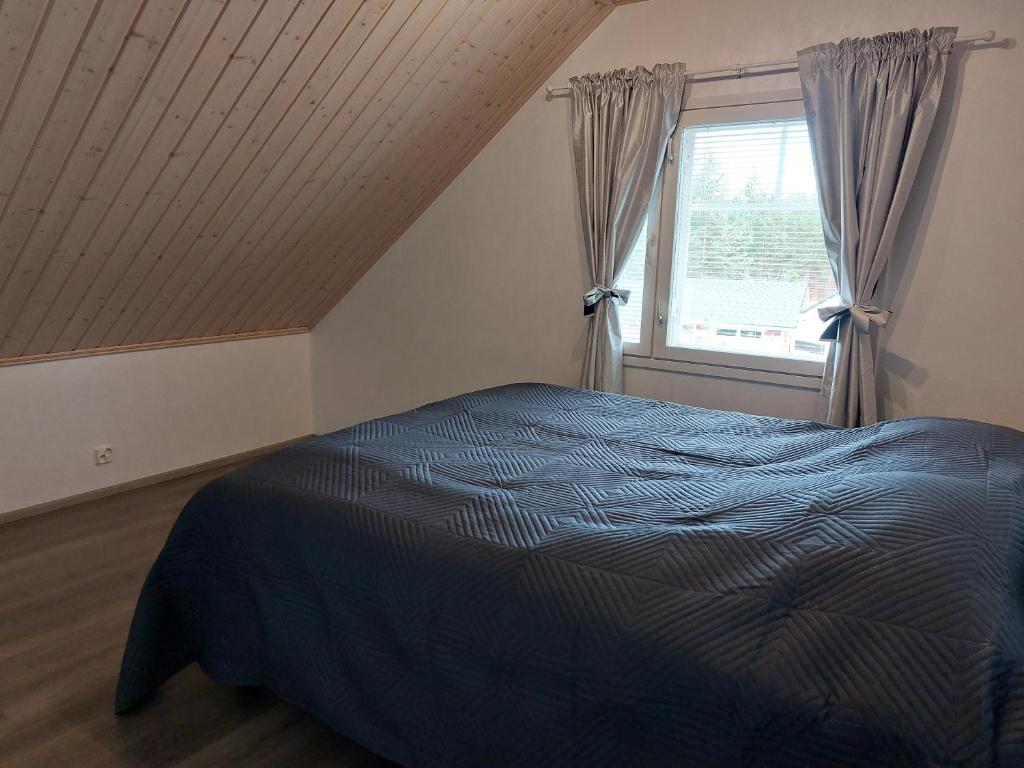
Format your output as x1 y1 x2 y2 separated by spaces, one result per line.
798 27 956 427
571 63 685 393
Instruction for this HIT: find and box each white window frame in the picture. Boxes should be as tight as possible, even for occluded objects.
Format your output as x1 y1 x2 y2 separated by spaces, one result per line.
625 90 827 388
620 190 663 357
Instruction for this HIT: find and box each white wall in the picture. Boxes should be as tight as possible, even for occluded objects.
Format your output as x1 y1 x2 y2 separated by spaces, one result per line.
312 0 1024 434
0 333 313 515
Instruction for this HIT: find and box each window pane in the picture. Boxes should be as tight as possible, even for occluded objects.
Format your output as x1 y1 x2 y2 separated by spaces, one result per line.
614 217 648 345
666 119 837 360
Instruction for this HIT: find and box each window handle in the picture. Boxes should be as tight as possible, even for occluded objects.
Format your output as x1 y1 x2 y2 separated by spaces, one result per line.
657 303 665 326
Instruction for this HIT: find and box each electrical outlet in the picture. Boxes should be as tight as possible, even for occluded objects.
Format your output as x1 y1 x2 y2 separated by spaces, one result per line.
94 445 113 466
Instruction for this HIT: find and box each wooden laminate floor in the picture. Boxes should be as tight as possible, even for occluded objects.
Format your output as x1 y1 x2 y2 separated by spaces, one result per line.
0 463 398 767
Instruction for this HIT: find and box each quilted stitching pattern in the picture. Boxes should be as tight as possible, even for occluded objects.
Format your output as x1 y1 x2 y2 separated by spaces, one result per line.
117 384 1024 767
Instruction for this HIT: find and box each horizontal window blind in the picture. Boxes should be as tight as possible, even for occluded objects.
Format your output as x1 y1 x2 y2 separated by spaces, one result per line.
667 118 837 359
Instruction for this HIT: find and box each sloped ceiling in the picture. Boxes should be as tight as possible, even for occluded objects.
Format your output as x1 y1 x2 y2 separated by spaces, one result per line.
0 0 622 365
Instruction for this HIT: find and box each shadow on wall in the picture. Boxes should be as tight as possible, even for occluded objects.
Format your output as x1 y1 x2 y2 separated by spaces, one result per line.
875 349 932 416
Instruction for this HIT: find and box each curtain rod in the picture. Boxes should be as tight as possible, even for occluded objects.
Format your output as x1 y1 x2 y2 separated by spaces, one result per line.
544 30 997 98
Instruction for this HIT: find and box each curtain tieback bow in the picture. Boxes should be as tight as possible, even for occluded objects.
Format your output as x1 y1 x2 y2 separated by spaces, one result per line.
583 285 630 316
817 302 892 341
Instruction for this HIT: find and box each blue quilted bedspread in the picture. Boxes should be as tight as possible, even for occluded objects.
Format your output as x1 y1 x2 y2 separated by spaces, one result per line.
116 384 1024 766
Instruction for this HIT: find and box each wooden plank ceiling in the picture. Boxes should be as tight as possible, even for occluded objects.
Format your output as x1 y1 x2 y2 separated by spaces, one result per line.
0 0 620 364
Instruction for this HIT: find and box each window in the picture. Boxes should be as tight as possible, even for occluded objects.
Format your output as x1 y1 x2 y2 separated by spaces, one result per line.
625 95 837 379
666 118 835 360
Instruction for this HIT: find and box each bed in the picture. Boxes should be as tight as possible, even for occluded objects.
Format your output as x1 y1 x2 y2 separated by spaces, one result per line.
116 383 1024 766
